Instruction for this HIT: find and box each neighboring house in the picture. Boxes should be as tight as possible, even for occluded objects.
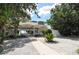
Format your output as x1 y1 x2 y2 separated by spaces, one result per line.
19 21 47 36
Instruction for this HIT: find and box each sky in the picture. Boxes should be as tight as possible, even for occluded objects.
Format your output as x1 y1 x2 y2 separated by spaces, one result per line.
31 3 59 22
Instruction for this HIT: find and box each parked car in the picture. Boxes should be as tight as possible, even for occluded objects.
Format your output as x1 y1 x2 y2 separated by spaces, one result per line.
19 30 28 37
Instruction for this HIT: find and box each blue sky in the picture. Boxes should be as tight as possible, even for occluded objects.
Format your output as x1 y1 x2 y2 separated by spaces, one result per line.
31 3 56 22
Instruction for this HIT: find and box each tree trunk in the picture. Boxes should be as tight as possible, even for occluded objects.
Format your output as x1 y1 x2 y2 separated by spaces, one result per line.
14 26 18 38
0 27 6 44
0 34 4 44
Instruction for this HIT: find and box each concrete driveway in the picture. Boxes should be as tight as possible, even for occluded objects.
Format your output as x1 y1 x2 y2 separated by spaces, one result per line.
1 38 39 55
38 37 79 55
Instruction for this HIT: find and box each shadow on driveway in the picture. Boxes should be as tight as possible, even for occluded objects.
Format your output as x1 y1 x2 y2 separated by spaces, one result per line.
0 37 37 54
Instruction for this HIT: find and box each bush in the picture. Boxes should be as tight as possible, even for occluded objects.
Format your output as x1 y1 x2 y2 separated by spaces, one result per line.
42 29 52 34
42 29 54 42
46 29 52 34
42 30 46 36
58 29 71 36
45 33 54 42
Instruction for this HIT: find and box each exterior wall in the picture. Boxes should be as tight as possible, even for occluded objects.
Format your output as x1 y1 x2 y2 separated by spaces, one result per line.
19 28 43 36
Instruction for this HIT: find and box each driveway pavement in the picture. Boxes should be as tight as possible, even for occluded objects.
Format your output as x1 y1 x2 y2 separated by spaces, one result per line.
1 37 59 55
1 38 39 55
1 35 78 55
38 37 79 55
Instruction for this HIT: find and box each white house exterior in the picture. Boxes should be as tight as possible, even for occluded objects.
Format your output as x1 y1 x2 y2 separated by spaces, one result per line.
19 21 47 36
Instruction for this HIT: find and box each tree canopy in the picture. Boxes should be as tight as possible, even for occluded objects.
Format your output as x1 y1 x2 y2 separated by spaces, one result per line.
47 3 79 36
0 3 37 43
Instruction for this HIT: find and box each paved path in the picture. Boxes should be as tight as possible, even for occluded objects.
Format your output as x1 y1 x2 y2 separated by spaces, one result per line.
1 38 39 55
1 37 59 55
1 36 79 55
38 37 79 55
31 37 59 55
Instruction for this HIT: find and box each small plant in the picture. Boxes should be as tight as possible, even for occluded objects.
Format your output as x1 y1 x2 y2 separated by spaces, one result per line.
45 33 54 42
42 29 54 42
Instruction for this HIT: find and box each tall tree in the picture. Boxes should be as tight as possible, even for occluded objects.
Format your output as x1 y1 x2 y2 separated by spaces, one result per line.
0 3 37 43
47 3 79 36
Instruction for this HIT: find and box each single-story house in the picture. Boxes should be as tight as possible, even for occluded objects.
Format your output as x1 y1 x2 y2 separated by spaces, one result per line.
19 22 47 36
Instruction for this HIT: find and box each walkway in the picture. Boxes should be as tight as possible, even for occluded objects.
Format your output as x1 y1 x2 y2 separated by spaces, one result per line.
38 37 79 55
31 37 59 55
1 38 39 55
1 37 59 55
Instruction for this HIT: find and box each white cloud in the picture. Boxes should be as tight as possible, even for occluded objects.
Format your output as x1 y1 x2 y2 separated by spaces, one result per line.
31 3 61 18
38 3 60 16
38 6 51 16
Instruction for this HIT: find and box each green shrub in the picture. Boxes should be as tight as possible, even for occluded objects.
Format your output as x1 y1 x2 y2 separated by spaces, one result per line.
42 29 54 42
42 30 46 36
46 29 52 34
42 29 52 35
45 33 54 42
